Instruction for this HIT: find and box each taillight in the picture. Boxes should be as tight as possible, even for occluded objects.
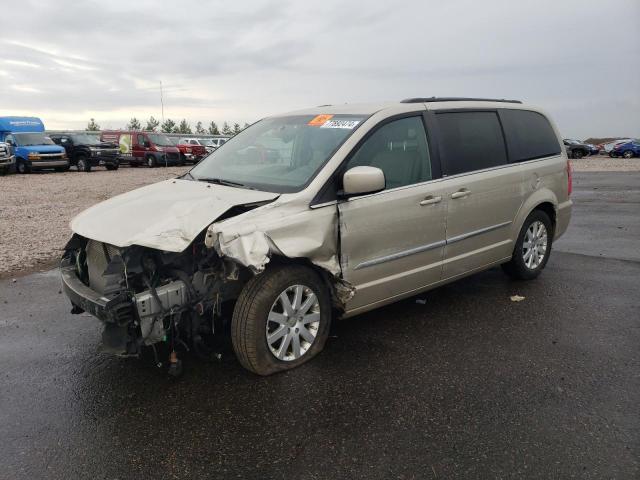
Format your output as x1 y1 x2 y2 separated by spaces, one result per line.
567 159 573 196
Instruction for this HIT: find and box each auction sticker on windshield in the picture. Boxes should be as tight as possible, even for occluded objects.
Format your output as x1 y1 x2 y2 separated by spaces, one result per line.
320 119 360 129
308 114 334 126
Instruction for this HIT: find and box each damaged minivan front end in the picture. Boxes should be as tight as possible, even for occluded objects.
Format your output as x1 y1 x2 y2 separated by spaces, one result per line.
61 228 256 363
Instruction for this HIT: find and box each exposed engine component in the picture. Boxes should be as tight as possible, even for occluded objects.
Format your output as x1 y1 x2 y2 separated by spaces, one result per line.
134 280 188 320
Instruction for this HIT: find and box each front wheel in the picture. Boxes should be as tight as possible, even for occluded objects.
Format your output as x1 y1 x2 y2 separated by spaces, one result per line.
146 155 156 168
573 149 584 159
231 265 332 375
16 159 31 174
105 160 119 171
623 150 635 159
502 210 553 280
76 156 91 172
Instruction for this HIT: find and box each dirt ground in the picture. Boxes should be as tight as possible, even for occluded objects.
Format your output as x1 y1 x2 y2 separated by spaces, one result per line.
1 156 638 278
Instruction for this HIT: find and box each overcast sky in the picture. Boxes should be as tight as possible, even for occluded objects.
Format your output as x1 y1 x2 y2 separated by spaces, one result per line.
1 0 638 138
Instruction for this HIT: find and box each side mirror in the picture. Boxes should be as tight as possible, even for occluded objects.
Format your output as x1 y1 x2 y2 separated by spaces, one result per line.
342 166 385 196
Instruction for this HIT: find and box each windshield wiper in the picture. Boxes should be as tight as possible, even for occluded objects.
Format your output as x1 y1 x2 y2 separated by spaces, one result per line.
197 177 256 190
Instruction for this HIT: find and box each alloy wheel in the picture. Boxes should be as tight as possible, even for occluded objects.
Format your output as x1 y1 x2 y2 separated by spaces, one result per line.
522 221 548 269
266 284 320 361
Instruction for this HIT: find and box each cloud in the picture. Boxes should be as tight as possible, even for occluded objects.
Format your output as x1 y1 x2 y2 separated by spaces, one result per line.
1 0 638 137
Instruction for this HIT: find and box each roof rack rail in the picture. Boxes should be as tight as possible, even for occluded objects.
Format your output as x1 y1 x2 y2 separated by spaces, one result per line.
401 97 522 104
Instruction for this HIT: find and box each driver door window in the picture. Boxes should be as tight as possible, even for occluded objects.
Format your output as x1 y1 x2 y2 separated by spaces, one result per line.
345 116 432 190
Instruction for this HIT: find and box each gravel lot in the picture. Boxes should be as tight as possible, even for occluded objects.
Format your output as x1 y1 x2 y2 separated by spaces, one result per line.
0 166 189 278
0 156 638 278
570 154 640 171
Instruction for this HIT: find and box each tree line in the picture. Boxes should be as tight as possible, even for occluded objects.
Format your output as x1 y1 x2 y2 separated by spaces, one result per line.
86 117 250 135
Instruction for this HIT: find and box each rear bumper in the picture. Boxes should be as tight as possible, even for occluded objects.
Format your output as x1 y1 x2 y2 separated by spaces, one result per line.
555 199 572 240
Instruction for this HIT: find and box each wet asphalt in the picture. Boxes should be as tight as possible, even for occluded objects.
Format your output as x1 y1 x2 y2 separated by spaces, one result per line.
0 172 638 480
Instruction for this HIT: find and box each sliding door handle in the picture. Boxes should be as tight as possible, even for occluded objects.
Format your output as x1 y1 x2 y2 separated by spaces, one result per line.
419 195 442 206
451 189 471 199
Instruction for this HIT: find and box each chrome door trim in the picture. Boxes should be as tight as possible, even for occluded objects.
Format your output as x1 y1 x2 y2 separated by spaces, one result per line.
354 220 512 270
354 240 446 270
446 220 512 245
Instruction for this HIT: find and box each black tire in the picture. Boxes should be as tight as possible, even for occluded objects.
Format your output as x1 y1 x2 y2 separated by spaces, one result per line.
573 149 584 159
16 159 31 174
502 210 553 281
179 153 186 166
231 264 332 376
146 155 156 168
76 155 91 172
623 150 634 159
105 160 119 171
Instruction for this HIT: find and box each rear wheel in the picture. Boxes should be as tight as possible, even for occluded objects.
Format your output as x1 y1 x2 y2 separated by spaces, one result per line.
573 149 584 159
623 150 635 159
502 210 553 280
146 155 156 168
231 265 332 375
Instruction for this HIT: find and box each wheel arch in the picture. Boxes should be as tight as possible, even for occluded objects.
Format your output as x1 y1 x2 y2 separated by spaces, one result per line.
512 188 558 240
266 255 348 316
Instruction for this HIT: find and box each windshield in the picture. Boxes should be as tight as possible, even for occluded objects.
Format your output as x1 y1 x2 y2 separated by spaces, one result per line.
190 114 366 192
71 134 102 145
147 133 174 147
14 133 54 146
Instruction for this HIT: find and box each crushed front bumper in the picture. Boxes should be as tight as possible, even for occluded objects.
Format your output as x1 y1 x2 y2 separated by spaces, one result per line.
60 260 134 323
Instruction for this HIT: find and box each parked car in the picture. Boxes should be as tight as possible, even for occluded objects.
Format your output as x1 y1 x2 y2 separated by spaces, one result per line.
209 137 229 148
0 142 15 175
50 133 120 172
604 139 633 154
100 131 181 167
61 98 572 376
563 139 590 159
174 138 207 163
0 116 68 173
610 139 640 158
586 144 599 155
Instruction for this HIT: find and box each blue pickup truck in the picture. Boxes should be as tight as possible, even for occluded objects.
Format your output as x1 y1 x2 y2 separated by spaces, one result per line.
0 116 69 173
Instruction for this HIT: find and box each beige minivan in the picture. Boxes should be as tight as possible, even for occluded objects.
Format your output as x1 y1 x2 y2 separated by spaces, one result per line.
61 98 572 375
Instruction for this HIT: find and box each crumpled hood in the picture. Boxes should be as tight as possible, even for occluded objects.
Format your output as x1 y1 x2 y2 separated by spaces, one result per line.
70 179 279 252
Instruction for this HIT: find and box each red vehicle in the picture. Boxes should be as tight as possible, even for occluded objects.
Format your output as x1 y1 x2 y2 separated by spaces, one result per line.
173 137 208 164
100 131 181 167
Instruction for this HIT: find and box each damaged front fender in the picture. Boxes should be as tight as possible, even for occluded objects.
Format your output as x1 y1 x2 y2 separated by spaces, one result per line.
204 199 355 307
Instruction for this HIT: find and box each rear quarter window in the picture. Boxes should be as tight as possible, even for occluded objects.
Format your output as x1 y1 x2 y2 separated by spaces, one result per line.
500 109 561 162
436 111 508 176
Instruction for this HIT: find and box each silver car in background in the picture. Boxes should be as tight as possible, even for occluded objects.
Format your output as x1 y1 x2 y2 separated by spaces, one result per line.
60 97 572 375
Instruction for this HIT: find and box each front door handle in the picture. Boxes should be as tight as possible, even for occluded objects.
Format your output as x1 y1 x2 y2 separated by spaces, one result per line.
451 189 471 199
419 195 442 206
